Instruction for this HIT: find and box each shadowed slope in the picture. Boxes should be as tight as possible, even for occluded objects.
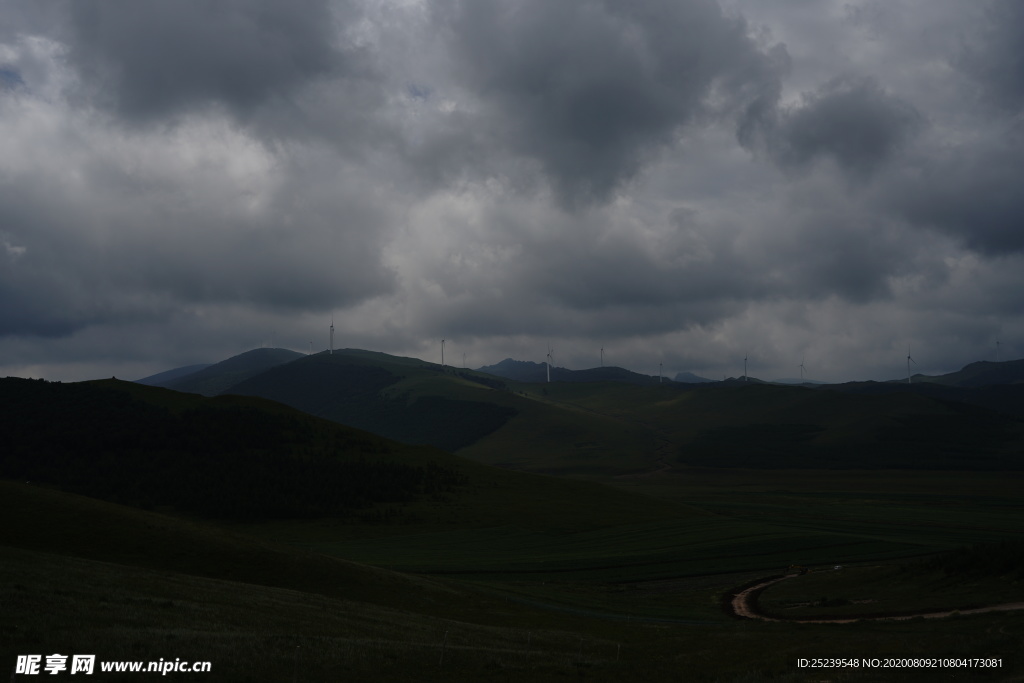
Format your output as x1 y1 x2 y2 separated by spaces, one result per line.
161 347 305 396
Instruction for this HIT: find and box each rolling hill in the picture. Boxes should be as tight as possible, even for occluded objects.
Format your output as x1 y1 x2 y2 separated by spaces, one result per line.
218 350 659 472
822 379 1024 418
7 361 1024 681
126 348 1024 475
0 375 678 528
907 358 1024 387
478 358 668 385
135 362 211 385
155 347 305 396
674 371 714 383
527 379 1024 470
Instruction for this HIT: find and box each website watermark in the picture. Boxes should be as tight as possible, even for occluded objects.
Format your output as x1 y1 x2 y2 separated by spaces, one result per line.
14 655 212 676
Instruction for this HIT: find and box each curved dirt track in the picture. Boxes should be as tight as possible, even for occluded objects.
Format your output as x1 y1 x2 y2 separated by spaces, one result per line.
731 574 1024 624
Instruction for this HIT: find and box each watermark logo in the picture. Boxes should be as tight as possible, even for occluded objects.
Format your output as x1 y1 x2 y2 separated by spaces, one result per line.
14 655 209 676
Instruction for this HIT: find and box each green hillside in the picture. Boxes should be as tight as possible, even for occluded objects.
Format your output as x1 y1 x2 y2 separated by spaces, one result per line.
5 373 1024 680
817 379 1024 418
478 358 667 385
8 477 1023 683
225 351 517 452
910 358 1024 387
224 350 660 472
168 348 1024 474
161 347 305 396
135 362 211 386
0 376 678 529
466 379 1024 471
0 377 456 520
0 480 458 612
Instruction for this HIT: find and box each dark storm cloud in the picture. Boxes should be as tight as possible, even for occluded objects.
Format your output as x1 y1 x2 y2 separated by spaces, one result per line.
955 0 1024 111
4 0 1024 384
433 0 788 207
0 68 24 89
0 137 397 339
882 129 1024 255
65 0 350 122
530 209 758 314
743 75 922 176
769 205 910 304
0 1 66 43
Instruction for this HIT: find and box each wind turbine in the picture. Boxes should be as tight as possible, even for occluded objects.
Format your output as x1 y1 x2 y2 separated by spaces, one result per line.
744 354 748 382
799 355 805 383
907 348 916 384
600 347 604 368
329 316 334 355
659 361 663 383
546 345 554 383
441 339 445 368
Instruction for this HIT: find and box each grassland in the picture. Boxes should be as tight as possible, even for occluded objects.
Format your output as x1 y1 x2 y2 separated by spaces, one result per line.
754 539 1024 621
5 371 1024 681
159 347 1024 476
758 564 1022 620
6 474 1024 682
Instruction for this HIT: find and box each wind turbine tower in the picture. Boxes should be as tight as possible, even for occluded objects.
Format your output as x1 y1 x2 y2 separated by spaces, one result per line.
799 356 805 383
907 348 916 384
659 361 663 383
600 347 604 368
546 345 554 383
329 317 334 355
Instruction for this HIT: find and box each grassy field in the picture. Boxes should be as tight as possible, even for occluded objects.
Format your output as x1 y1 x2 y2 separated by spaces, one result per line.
6 372 1024 681
5 478 1024 682
759 564 1023 620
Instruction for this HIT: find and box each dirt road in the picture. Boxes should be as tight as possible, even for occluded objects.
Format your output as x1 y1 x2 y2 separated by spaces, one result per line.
731 575 1024 624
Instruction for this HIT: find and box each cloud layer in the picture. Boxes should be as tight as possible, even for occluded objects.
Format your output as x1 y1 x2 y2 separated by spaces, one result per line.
0 0 1021 383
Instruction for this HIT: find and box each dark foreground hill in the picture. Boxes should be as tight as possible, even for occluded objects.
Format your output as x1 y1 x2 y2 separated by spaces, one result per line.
821 380 1024 418
0 375 675 526
0 377 457 520
503 379 1024 471
672 383 1024 469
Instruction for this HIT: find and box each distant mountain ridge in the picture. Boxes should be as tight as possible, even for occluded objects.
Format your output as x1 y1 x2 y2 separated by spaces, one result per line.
135 363 212 386
123 347 1024 473
155 348 305 396
225 351 518 453
772 377 828 385
907 359 1024 388
477 358 669 385
674 371 714 383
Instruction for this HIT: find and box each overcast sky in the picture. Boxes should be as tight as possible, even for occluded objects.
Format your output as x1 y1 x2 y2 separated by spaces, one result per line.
2 0 1022 383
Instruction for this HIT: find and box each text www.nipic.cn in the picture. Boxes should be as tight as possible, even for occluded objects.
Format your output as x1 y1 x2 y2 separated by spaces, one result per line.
15 655 212 676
